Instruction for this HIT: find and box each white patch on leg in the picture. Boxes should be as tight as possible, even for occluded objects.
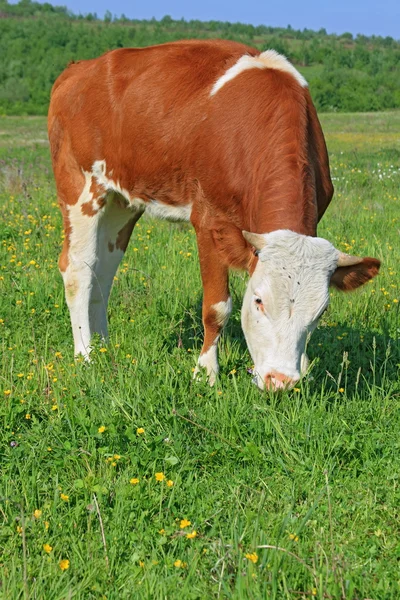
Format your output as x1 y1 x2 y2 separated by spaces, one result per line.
210 50 307 97
193 342 219 386
193 297 232 385
63 169 140 357
212 297 232 326
62 171 102 357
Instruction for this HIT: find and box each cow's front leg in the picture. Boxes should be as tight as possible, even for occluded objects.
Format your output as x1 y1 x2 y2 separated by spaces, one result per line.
193 228 231 385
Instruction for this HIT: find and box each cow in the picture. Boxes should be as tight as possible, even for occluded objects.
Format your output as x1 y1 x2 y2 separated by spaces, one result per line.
48 39 380 391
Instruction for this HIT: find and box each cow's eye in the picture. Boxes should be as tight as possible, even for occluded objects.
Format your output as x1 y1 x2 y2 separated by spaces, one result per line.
255 297 262 305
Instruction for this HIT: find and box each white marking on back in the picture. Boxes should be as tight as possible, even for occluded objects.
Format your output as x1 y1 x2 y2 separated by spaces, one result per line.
210 50 307 97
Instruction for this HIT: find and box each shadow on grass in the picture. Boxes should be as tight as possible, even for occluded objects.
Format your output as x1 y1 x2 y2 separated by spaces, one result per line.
307 319 400 396
161 296 399 397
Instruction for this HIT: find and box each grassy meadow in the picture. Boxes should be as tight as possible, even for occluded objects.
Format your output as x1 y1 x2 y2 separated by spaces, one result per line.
0 111 400 599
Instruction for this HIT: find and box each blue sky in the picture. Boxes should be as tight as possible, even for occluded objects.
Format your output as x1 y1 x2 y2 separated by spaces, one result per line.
49 0 399 38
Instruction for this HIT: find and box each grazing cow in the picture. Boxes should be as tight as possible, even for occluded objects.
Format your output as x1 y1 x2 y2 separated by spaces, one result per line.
48 39 380 390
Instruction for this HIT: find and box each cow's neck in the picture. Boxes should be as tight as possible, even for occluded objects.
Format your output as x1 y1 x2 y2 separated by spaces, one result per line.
247 165 318 237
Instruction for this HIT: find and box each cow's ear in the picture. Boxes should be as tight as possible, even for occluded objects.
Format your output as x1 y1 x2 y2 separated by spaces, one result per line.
330 256 380 291
242 231 267 251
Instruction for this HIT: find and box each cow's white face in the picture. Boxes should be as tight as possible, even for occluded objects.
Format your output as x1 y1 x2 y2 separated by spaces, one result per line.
241 230 379 391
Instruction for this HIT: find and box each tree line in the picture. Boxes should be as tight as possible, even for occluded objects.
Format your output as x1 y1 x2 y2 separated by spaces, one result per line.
0 0 399 115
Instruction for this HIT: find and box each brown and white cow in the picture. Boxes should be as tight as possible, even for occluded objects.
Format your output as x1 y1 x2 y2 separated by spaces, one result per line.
48 39 380 390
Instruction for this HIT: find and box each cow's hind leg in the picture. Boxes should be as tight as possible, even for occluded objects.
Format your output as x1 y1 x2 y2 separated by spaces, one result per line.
60 188 142 357
192 227 231 385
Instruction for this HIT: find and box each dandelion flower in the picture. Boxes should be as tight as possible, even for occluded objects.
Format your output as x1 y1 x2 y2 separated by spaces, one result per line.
130 478 139 485
99 348 107 353
155 472 165 482
289 533 299 542
166 480 174 487
136 427 145 435
98 426 106 433
186 531 197 539
43 543 52 554
33 509 42 519
60 493 69 502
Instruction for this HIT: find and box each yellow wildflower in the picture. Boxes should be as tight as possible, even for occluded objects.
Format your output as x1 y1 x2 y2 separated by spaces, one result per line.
136 427 145 434
245 552 258 563
186 531 197 539
4 390 11 395
180 519 191 529
60 493 69 502
33 509 42 519
25 414 31 420
98 426 106 433
99 348 107 353
174 559 187 568
289 533 299 542
155 472 165 482
59 559 70 571
43 543 52 554
167 480 174 487
130 478 139 485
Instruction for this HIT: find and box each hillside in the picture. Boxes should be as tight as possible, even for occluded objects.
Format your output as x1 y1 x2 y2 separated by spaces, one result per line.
0 0 399 115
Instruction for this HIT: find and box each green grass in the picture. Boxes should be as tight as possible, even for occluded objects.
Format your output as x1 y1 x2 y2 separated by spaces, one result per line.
1 112 400 599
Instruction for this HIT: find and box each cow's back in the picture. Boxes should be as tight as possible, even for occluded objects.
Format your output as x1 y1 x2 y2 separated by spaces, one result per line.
48 40 256 173
48 39 332 238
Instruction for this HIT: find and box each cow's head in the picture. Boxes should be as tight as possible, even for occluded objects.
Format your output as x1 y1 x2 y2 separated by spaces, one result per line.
241 230 380 391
